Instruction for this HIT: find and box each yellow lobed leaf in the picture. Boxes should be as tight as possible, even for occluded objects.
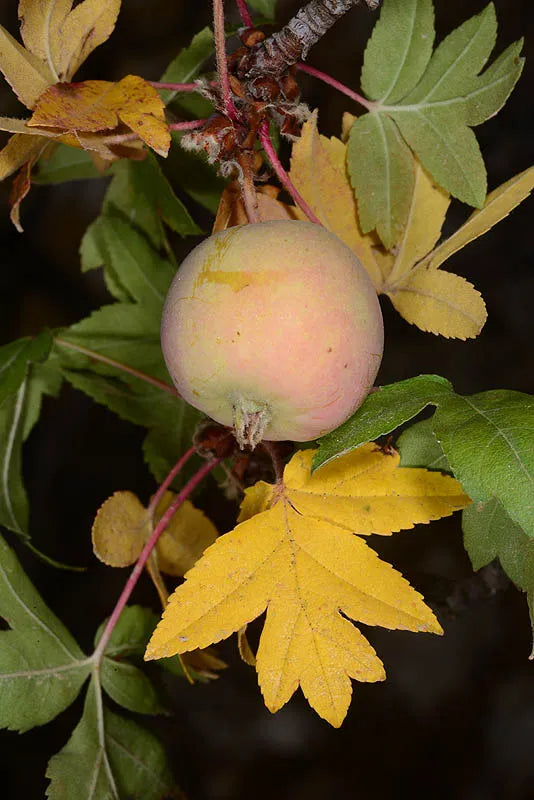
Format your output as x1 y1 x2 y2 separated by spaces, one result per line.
425 166 534 271
92 490 147 567
383 161 450 288
146 446 467 727
28 75 170 156
19 0 121 81
284 446 469 535
0 22 51 108
289 110 383 288
387 267 488 340
153 491 218 577
236 480 275 523
212 182 297 233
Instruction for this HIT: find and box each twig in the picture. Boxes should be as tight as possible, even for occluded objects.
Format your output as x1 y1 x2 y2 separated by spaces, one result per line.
258 121 321 225
147 446 197 516
242 0 379 79
236 0 254 28
297 63 373 110
54 338 180 397
169 119 208 131
92 455 223 662
213 0 239 121
151 81 200 92
261 441 285 484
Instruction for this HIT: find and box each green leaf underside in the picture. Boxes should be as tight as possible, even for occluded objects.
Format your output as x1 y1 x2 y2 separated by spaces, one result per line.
313 375 453 470
397 417 450 472
361 0 435 105
433 391 534 538
46 679 178 800
390 109 486 208
0 535 90 732
462 497 531 588
347 112 414 249
352 1 524 240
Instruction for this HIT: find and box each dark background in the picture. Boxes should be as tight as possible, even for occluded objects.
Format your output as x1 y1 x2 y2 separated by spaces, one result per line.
1 1 533 798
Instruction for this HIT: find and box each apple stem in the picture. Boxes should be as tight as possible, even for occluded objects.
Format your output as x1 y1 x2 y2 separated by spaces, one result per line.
297 63 374 110
258 121 322 225
93 455 223 662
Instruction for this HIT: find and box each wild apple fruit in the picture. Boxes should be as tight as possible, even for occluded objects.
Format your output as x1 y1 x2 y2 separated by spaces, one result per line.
161 220 383 446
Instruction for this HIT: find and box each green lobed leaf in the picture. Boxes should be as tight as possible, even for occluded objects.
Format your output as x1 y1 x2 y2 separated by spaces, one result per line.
34 144 101 184
397 417 450 472
56 303 166 381
347 112 415 248
0 330 52 404
462 497 530 588
432 390 534 538
403 4 497 105
89 211 176 311
0 535 91 732
46 679 179 800
101 659 165 716
247 0 277 19
126 152 201 238
354 0 524 238
159 27 215 105
313 375 453 470
361 0 435 104
0 382 29 535
94 606 159 657
461 39 525 126
390 107 487 208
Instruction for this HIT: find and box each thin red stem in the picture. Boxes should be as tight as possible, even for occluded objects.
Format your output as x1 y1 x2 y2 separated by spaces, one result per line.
151 81 200 92
213 0 239 122
93 456 223 661
236 0 253 27
169 119 208 131
147 445 197 516
258 121 322 226
54 338 180 397
297 63 374 110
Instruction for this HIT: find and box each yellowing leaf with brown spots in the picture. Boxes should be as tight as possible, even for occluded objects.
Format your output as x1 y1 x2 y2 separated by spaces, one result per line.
146 445 470 727
289 111 383 288
28 75 170 156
